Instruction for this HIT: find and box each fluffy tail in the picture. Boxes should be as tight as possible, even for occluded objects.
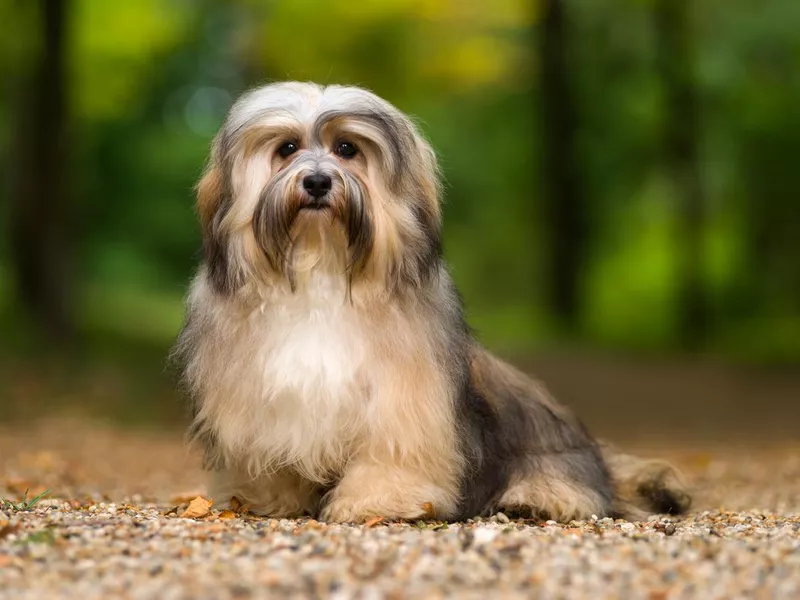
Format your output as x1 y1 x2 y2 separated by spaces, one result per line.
601 444 693 520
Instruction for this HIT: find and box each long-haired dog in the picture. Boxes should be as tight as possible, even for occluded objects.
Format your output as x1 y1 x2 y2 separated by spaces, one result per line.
173 82 691 522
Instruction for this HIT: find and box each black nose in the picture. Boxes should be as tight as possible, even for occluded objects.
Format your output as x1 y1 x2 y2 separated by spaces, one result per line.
303 173 332 198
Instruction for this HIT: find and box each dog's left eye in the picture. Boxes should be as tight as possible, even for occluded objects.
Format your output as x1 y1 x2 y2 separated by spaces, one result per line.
334 141 358 159
277 141 299 158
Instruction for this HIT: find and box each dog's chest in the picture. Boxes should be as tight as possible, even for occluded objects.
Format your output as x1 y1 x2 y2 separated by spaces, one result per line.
208 274 370 477
258 290 366 397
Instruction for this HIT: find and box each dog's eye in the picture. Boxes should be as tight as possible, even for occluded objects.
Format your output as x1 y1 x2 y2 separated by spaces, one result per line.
277 141 299 158
334 141 358 159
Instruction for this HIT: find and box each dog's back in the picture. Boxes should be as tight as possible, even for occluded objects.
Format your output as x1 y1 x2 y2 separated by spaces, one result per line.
463 347 691 520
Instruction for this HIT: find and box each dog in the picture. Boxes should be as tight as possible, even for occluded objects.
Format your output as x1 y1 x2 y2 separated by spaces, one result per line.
173 82 691 522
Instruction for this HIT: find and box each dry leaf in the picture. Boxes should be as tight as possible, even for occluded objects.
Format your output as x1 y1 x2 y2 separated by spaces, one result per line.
0 523 20 540
181 496 212 519
171 491 207 504
218 510 237 520
421 502 436 518
229 496 249 514
4 477 27 493
364 516 384 528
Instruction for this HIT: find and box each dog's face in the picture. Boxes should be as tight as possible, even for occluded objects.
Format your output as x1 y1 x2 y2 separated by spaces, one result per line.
197 82 443 295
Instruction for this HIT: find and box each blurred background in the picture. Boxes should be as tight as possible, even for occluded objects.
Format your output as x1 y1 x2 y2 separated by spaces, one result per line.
1 0 798 444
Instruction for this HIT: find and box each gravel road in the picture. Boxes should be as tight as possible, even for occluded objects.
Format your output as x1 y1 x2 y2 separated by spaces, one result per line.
1 420 799 599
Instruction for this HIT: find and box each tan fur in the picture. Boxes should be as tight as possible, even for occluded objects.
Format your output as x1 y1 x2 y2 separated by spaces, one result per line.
211 467 322 517
195 166 224 232
499 473 608 522
175 82 692 523
182 266 464 519
602 444 693 519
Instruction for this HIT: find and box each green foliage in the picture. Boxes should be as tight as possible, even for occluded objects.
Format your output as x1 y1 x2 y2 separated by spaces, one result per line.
14 529 57 546
72 0 192 120
1 489 52 512
1 0 799 362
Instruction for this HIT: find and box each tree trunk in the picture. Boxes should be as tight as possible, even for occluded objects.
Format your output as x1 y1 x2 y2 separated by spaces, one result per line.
10 0 73 343
539 0 586 332
654 0 708 350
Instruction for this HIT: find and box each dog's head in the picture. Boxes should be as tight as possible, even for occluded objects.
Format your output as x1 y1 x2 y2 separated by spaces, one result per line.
197 82 442 295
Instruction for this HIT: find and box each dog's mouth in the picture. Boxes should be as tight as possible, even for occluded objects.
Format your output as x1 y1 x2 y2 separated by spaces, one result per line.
298 195 335 213
300 201 330 211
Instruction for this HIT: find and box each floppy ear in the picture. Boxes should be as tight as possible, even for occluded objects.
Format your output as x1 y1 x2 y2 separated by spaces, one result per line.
196 164 225 235
398 132 444 286
410 135 443 229
195 163 240 295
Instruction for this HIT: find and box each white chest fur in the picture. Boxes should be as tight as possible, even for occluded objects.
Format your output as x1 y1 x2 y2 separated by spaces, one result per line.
191 272 370 482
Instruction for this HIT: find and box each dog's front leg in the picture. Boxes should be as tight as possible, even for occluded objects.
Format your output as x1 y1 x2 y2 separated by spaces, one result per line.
320 360 464 523
320 457 459 523
210 466 322 518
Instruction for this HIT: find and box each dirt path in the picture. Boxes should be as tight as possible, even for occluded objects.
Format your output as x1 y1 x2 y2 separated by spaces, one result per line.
1 419 799 599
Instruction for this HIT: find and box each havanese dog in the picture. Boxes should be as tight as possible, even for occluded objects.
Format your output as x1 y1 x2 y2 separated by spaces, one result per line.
173 82 691 523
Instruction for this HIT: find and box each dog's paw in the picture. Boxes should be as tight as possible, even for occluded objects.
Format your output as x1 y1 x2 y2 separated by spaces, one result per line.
319 495 434 523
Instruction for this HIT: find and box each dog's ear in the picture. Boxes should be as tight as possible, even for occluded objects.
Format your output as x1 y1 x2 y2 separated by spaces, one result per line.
399 132 444 286
195 163 240 294
410 135 442 232
196 164 225 234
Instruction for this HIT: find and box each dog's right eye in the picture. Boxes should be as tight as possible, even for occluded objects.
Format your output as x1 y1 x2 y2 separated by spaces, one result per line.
277 141 299 158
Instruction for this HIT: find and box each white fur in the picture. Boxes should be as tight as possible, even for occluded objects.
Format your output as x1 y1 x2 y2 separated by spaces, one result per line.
228 83 394 139
187 254 370 483
182 82 465 519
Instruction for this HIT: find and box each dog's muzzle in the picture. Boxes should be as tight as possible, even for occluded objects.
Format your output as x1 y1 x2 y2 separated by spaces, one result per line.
303 173 332 198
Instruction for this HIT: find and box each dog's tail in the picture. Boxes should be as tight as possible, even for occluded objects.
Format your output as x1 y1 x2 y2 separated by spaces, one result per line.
601 443 693 520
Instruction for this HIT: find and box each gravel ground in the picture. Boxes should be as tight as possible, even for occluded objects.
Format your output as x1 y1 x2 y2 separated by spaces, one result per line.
1 419 799 599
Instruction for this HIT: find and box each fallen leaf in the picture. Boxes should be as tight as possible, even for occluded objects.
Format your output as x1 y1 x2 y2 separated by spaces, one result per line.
218 510 237 520
229 496 243 512
421 502 436 518
4 477 47 501
161 506 179 517
4 479 31 495
0 523 20 540
181 496 212 519
364 516 384 528
171 491 207 504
